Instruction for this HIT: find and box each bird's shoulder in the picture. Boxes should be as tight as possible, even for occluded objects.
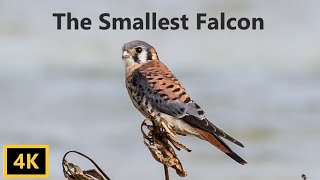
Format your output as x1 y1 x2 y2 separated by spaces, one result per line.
132 60 191 103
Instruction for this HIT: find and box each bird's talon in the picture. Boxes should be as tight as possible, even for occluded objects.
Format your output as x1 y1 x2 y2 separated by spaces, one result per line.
160 120 176 137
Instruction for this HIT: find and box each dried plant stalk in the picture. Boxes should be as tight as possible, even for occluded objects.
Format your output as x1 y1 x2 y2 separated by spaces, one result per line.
62 151 111 180
141 118 191 178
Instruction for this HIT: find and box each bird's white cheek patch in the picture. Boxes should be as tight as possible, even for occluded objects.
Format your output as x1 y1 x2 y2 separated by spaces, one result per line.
138 51 148 63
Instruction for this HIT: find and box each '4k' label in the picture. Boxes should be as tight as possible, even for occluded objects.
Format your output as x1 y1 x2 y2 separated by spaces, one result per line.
3 145 49 178
14 153 39 169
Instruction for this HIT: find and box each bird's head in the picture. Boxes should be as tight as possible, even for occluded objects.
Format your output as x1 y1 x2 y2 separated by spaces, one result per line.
122 40 159 66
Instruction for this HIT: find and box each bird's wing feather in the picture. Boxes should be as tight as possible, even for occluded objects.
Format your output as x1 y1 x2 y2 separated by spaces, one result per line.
195 127 247 164
131 60 244 147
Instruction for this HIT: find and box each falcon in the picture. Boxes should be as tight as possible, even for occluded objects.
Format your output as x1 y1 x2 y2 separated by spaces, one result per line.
122 40 247 165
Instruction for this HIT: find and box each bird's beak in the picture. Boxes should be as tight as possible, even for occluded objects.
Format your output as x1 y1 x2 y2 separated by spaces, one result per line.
122 50 131 60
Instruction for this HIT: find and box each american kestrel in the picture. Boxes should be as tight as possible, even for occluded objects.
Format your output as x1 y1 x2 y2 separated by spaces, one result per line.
122 40 247 165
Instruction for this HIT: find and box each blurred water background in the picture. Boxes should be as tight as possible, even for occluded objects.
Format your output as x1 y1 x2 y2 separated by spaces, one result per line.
0 0 320 179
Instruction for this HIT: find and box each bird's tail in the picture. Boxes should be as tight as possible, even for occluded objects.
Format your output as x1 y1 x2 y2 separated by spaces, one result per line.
195 128 247 165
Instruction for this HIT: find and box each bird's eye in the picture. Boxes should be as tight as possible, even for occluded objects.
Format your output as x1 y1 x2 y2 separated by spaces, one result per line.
136 47 142 53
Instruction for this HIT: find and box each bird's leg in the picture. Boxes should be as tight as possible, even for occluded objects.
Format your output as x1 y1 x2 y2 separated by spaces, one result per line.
149 116 191 152
149 114 176 137
158 118 176 137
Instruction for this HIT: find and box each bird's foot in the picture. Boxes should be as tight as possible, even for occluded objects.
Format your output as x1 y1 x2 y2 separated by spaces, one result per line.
157 118 176 137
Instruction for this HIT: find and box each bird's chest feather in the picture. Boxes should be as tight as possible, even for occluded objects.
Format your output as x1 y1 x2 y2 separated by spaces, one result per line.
126 77 151 118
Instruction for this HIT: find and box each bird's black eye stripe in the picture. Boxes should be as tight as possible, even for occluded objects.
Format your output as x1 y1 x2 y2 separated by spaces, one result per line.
136 47 142 53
